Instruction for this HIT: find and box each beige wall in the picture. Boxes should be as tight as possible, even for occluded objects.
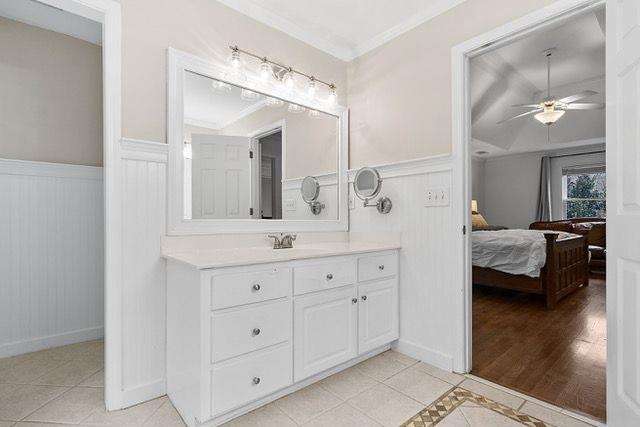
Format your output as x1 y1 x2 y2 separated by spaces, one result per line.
0 17 103 166
220 107 337 179
347 0 556 168
122 0 347 144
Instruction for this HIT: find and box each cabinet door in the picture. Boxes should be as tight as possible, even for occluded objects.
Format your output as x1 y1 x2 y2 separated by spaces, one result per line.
358 279 398 354
293 286 358 381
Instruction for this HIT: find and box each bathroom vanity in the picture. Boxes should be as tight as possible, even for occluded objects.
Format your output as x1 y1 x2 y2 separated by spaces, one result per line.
162 233 400 426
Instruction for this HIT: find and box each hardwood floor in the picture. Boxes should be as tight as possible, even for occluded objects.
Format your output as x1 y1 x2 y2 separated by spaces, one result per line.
472 275 606 421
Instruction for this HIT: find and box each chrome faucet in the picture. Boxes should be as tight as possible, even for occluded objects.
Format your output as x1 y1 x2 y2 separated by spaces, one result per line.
268 233 297 249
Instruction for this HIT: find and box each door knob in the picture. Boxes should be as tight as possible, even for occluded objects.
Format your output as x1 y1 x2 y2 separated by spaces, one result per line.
252 328 261 336
378 265 385 270
362 295 367 301
326 273 333 280
253 284 261 291
351 298 358 304
252 377 261 385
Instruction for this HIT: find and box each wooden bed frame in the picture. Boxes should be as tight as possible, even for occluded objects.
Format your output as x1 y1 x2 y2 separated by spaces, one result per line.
473 233 590 309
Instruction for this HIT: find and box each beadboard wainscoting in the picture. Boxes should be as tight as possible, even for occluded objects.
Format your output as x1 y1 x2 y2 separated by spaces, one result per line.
119 138 168 407
349 155 458 372
0 159 104 358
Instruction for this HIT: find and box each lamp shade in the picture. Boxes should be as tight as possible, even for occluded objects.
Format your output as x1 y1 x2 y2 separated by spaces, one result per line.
471 200 478 213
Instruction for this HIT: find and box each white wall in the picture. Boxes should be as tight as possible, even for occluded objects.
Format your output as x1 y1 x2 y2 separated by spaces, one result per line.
0 159 104 357
471 157 485 211
350 158 457 370
479 146 606 229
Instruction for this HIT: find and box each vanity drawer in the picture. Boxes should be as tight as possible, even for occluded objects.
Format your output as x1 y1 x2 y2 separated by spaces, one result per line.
211 299 291 363
358 253 398 282
293 258 357 295
211 344 292 416
211 267 291 310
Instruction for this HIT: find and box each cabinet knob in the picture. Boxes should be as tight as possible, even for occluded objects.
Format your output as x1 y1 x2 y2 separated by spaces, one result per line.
326 273 333 280
351 298 358 304
252 377 261 385
362 295 367 301
378 265 385 270
252 284 261 291
252 328 261 336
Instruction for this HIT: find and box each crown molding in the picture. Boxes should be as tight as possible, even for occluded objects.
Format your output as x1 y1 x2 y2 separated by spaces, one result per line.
216 0 468 62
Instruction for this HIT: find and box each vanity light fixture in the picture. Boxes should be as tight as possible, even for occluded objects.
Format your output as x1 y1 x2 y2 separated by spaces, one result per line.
308 109 320 118
211 80 231 92
266 97 284 107
227 45 338 103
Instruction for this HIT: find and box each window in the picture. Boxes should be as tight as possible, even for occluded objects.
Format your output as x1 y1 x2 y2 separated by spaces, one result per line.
562 165 606 219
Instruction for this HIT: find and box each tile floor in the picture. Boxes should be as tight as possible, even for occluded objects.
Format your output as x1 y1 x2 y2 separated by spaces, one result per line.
0 341 599 427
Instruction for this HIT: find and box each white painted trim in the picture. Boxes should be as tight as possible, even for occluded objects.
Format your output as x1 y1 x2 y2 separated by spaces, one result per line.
0 327 104 359
0 158 103 180
166 48 349 234
472 136 606 159
450 0 605 375
121 380 167 409
215 0 468 62
350 0 468 60
248 118 287 184
184 117 220 130
120 138 169 163
281 171 336 191
348 154 453 182
392 339 453 372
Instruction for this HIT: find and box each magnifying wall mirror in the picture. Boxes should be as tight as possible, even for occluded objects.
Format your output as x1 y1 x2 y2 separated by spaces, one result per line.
353 167 392 214
301 176 325 215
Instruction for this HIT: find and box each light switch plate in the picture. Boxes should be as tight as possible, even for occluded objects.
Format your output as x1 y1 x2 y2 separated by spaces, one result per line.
425 186 450 207
284 199 296 211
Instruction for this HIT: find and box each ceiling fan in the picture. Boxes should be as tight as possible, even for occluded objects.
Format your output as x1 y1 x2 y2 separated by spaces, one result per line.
498 48 604 126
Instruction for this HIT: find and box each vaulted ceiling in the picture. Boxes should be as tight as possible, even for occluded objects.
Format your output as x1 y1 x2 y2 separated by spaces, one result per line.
470 8 605 157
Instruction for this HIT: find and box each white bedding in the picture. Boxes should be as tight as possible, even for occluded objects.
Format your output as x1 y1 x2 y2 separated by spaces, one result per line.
472 229 566 278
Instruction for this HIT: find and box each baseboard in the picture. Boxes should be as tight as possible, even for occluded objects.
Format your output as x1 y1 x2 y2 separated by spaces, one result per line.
121 379 167 409
392 338 454 372
0 326 104 358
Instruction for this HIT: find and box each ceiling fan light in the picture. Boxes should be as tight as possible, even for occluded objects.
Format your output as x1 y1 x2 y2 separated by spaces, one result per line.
534 108 565 125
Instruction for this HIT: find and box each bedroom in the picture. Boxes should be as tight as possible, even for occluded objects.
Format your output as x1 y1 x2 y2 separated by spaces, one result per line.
469 5 607 422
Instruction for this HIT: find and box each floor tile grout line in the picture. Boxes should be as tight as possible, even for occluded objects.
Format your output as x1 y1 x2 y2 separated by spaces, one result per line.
17 383 75 423
140 397 169 426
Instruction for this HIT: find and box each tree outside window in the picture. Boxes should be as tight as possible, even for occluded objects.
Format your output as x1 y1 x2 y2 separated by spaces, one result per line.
562 165 606 219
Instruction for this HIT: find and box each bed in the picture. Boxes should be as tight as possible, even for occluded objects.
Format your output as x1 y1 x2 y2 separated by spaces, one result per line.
472 229 589 309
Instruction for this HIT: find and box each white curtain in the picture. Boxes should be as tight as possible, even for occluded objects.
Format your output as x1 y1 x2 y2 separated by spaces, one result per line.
536 156 552 221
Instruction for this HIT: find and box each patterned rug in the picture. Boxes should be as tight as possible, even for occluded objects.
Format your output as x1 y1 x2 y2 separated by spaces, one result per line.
401 387 549 426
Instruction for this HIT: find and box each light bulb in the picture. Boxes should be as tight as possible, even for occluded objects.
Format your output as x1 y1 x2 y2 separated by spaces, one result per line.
229 48 241 70
283 69 295 90
307 78 317 98
212 80 231 92
327 85 337 105
260 59 271 82
288 103 305 114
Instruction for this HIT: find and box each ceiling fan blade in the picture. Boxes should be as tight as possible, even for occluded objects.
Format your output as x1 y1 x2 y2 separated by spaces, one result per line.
563 102 605 110
511 103 541 108
497 109 542 124
557 90 598 104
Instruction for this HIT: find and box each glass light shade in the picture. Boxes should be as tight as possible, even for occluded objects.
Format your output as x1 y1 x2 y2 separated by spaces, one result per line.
241 88 260 101
308 109 320 118
259 61 271 82
471 200 478 213
229 49 242 70
534 107 565 125
287 103 305 114
283 70 295 89
266 97 284 107
327 86 337 105
307 79 317 98
222 70 247 84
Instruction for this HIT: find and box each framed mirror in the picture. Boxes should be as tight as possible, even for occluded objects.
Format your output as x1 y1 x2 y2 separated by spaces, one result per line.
167 48 348 234
353 167 392 214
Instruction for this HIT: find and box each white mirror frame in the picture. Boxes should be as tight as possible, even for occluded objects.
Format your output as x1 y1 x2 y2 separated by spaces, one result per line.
167 48 349 234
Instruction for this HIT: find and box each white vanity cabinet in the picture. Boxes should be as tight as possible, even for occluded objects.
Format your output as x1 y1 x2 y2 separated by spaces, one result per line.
166 249 399 427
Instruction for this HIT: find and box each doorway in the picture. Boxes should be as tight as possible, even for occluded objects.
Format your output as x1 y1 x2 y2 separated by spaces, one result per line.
257 130 283 219
453 0 608 423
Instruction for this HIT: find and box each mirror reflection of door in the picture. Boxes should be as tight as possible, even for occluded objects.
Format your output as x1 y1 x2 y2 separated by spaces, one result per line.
257 131 282 219
191 134 251 219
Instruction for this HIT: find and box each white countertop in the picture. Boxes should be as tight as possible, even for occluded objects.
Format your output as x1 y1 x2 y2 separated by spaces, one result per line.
161 233 401 269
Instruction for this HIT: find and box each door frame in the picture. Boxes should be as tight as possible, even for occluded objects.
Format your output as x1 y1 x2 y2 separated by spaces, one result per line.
38 0 123 410
450 0 605 374
249 120 286 220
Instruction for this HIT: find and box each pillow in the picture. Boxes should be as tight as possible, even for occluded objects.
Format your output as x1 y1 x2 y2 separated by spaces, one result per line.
472 213 489 229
